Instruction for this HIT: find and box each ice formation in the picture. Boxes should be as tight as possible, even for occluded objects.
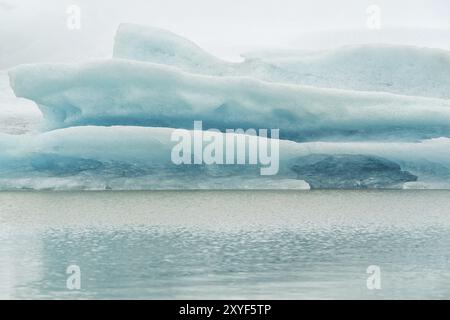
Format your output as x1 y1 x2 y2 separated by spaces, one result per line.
242 45 450 99
113 24 236 75
9 59 450 141
1 126 450 190
2 23 450 190
291 154 417 189
0 71 42 134
114 23 450 99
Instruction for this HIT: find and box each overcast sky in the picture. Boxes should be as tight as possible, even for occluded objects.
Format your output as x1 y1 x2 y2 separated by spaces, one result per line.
1 0 449 68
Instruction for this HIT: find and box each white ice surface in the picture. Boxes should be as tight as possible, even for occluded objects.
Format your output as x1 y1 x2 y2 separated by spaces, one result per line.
0 71 42 134
9 59 450 142
114 24 450 99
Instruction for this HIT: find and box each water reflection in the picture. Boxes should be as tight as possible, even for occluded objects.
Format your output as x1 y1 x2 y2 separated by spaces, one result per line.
1 191 450 299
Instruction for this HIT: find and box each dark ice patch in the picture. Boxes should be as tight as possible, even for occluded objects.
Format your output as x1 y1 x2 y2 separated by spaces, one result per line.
291 154 417 189
31 154 104 176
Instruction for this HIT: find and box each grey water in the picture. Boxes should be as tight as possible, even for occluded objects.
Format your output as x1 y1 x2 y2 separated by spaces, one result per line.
1 190 450 299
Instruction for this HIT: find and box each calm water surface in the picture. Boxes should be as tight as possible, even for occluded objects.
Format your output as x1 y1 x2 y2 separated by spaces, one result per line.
1 190 450 299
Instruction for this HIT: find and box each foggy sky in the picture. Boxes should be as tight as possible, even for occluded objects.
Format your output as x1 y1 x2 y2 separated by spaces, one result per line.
1 0 449 68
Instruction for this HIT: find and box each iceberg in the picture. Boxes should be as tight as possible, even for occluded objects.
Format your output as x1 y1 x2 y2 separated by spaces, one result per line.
243 45 450 99
0 126 307 190
0 126 449 190
114 24 450 99
9 59 450 141
113 24 237 76
3 23 450 190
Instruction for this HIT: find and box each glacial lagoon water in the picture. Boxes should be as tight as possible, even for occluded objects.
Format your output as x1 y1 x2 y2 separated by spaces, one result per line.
1 190 450 299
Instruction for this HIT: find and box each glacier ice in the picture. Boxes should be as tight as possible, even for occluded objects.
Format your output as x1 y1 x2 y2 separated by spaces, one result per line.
2 126 450 168
9 59 450 141
113 24 236 76
0 126 307 190
114 24 450 99
242 45 450 99
291 154 417 189
0 126 449 189
0 71 42 134
3 23 450 190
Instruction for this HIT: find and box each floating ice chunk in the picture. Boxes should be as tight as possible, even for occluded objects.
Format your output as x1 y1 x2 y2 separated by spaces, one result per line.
114 24 450 99
9 59 450 141
0 126 305 190
0 126 449 190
